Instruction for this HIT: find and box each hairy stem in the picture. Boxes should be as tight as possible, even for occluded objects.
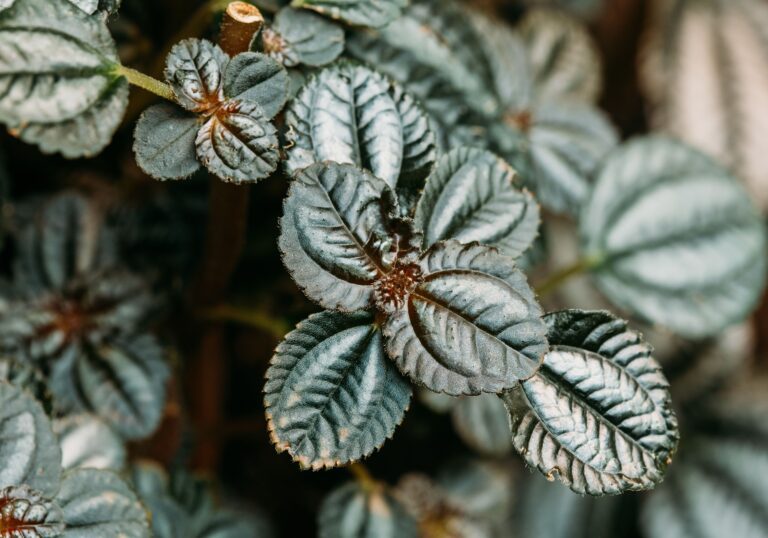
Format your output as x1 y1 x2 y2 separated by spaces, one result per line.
535 254 604 298
115 65 176 101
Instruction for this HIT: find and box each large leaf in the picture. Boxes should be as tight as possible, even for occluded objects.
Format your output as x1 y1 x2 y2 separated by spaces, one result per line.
383 241 548 396
56 469 149 537
0 382 62 497
264 7 344 67
0 485 64 537
293 0 407 28
54 415 126 471
414 147 540 258
133 103 200 181
503 309 679 495
165 39 228 113
581 136 768 338
278 163 394 311
265 311 411 470
318 481 418 538
222 52 289 119
452 394 512 457
48 333 170 440
284 64 436 191
641 0 768 211
0 0 128 157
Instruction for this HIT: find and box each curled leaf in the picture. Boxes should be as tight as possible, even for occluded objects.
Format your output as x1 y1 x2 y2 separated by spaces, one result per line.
223 52 289 120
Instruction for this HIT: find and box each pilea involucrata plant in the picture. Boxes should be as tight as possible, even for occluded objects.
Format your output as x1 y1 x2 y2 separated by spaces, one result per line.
0 0 766 535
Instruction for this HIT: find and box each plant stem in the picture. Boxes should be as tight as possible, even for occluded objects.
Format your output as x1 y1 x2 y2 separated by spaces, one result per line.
348 463 378 491
115 65 176 101
535 254 604 298
199 304 289 340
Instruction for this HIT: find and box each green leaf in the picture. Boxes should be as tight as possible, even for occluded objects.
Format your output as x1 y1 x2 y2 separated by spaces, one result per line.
318 481 418 538
48 333 170 440
223 52 289 120
54 415 126 471
503 309 679 495
452 394 512 457
284 64 436 191
195 100 279 184
0 355 49 404
581 136 768 338
383 241 548 396
56 469 150 537
265 311 411 470
414 147 540 258
265 7 344 67
0 485 64 537
0 0 128 157
67 0 121 15
165 38 228 113
0 382 62 497
133 103 201 181
293 0 407 28
278 163 394 311
435 460 514 528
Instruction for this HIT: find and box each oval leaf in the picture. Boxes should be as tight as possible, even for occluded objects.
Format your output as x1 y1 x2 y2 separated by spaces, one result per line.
0 382 61 497
265 311 411 470
165 38 227 113
415 147 540 258
54 415 126 471
57 469 149 537
503 309 679 495
133 103 200 181
223 52 289 120
318 481 418 538
285 63 436 191
195 100 279 184
278 163 394 311
265 7 344 67
581 136 768 338
383 241 548 396
0 485 64 537
452 394 512 457
293 0 407 28
0 0 128 157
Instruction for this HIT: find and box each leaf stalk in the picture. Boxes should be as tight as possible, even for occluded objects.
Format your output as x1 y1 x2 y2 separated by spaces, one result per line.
115 65 176 102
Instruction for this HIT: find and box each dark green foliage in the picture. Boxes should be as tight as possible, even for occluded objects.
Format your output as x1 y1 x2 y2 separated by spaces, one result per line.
263 7 344 67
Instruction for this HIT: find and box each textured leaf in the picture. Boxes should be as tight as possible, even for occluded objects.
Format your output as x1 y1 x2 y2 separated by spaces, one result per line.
503 309 679 495
265 311 411 470
56 469 149 537
0 382 62 497
48 333 170 440
415 147 540 258
285 64 436 191
67 0 121 15
278 163 394 311
133 103 200 181
641 0 768 211
518 8 602 103
264 7 344 67
0 0 128 157
452 394 512 457
195 100 279 184
318 481 418 538
165 38 228 113
0 356 48 403
383 241 548 396
581 136 768 338
223 52 289 119
0 485 64 537
293 0 407 28
54 415 126 471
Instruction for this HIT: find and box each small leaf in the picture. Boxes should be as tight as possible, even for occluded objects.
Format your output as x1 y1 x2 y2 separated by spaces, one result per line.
278 163 394 312
452 394 512 457
415 147 540 258
285 64 436 191
383 241 548 396
56 469 150 537
54 414 126 471
49 333 170 440
318 481 418 538
0 0 128 157
293 0 407 28
165 38 228 113
195 100 279 184
0 485 64 537
264 7 344 67
223 52 289 119
265 311 412 470
503 309 679 495
581 136 768 338
133 103 201 181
